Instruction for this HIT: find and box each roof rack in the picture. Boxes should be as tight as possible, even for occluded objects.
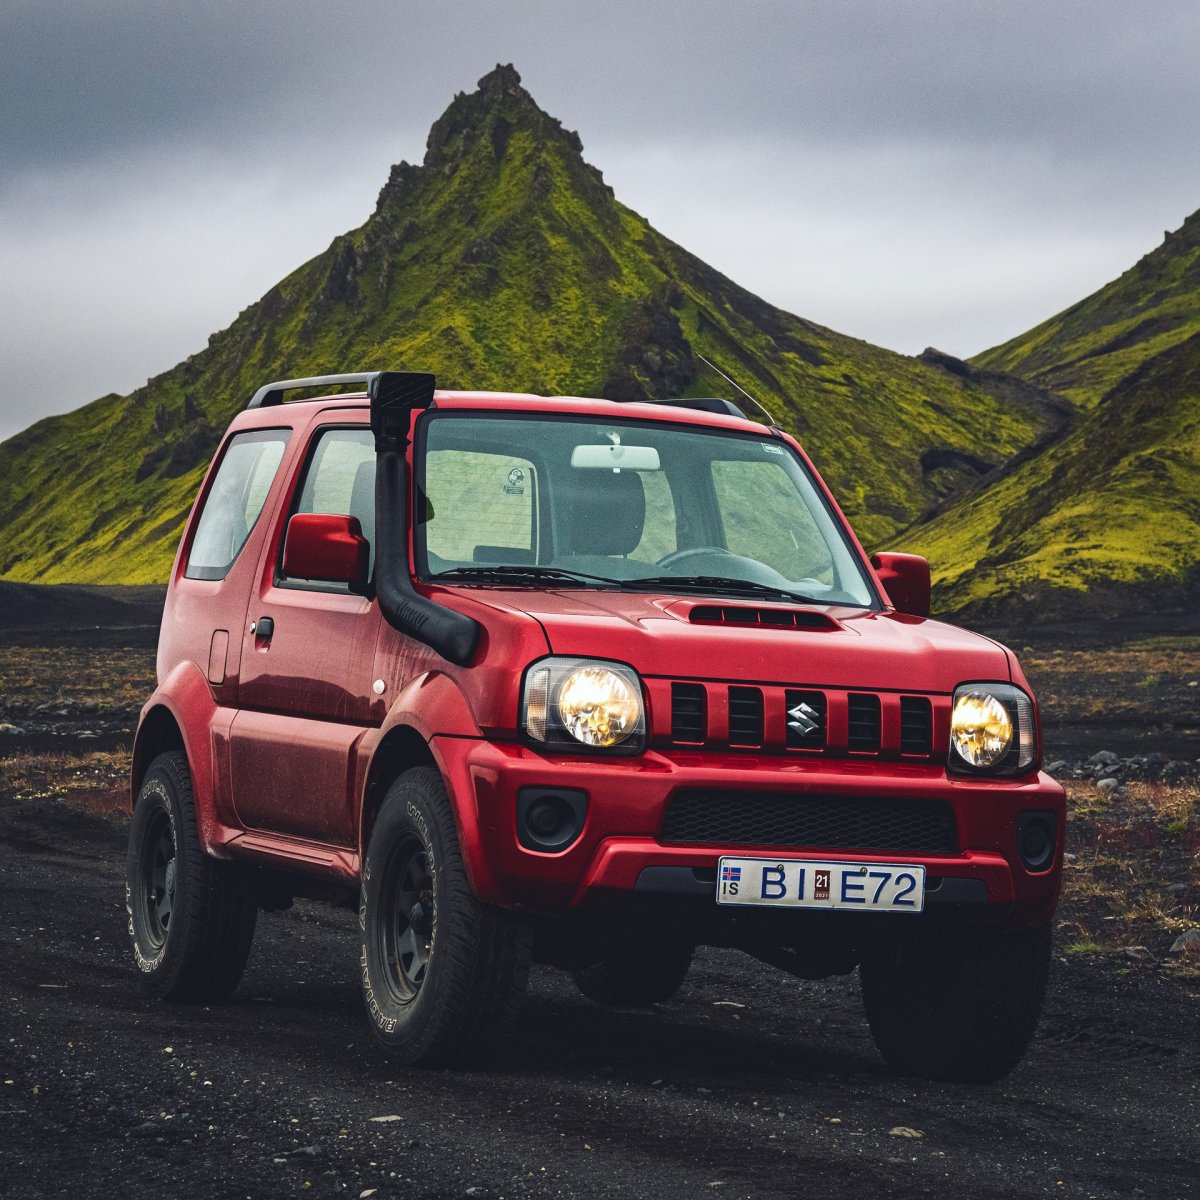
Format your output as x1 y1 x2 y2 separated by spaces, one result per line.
648 396 747 418
246 372 383 410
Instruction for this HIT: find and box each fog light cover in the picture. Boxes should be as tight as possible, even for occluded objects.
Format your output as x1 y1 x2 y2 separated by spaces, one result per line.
949 682 1036 774
1017 810 1057 872
517 787 588 852
521 656 645 753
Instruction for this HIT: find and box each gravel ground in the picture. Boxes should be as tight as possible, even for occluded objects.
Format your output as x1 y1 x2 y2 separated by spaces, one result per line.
1 793 1197 1200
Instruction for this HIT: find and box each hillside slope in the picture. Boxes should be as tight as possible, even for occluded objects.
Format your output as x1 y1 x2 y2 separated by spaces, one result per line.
902 215 1200 619
0 65 1062 585
975 209 1200 407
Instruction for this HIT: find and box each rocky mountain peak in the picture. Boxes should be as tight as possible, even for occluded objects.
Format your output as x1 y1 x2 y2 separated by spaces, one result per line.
374 63 606 221
422 63 583 171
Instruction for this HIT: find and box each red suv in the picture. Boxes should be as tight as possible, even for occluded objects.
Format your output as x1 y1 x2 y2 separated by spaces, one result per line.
126 371 1063 1080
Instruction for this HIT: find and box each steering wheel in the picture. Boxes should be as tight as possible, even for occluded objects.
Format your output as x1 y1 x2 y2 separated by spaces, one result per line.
655 546 739 569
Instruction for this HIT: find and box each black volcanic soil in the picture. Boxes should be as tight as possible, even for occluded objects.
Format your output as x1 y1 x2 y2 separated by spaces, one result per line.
1 591 1198 1199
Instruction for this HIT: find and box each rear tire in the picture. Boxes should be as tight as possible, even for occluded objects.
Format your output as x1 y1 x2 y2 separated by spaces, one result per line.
860 924 1051 1082
126 751 257 1001
572 934 694 1006
359 767 532 1066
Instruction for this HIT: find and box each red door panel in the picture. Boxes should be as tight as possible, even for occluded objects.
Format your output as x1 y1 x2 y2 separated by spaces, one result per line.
229 707 366 845
232 586 381 845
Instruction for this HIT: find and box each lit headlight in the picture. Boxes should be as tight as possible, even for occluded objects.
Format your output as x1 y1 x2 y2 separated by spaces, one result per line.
522 657 645 752
948 683 1036 774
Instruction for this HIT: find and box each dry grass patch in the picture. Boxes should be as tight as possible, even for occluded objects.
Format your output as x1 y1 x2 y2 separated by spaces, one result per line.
1061 779 1199 969
1021 636 1200 724
0 748 130 817
0 644 156 712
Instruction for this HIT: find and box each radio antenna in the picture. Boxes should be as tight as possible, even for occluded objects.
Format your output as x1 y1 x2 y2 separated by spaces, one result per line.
696 354 780 426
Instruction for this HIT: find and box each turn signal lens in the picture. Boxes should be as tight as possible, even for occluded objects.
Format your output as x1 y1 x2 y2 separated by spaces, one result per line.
557 666 641 748
950 690 1014 768
524 666 551 741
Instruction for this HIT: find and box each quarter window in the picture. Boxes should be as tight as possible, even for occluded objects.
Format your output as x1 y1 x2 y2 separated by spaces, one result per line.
186 430 290 581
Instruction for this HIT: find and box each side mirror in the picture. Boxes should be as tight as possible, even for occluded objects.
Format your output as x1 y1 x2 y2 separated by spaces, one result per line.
870 552 931 618
283 513 370 589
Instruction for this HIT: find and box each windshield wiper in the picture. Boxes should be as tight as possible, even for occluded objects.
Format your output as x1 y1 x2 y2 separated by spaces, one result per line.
428 565 621 589
620 575 823 605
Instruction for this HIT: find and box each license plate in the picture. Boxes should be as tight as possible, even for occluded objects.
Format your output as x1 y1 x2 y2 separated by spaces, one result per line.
715 857 925 913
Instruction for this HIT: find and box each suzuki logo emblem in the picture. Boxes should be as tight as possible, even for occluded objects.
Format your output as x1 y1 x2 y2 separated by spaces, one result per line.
787 700 822 738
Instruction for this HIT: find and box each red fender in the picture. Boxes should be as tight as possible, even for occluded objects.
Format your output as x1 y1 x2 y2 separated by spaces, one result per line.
132 660 230 855
380 670 482 743
358 672 497 895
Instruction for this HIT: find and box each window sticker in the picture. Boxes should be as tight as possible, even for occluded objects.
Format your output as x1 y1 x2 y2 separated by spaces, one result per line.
504 467 526 495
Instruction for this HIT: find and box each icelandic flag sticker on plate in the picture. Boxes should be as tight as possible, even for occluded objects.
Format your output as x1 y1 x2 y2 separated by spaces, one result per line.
719 863 743 897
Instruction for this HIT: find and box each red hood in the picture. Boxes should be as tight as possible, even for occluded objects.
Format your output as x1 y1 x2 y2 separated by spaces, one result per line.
442 587 1012 694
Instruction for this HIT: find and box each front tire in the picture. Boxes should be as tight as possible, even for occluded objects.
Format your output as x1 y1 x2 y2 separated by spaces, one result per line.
126 751 257 1001
860 924 1051 1082
359 767 532 1066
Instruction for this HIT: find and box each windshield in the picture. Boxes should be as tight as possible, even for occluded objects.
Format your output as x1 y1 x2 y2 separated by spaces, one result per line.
415 413 878 608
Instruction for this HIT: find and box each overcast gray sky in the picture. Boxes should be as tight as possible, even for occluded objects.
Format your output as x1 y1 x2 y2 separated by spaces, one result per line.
3 0 1199 443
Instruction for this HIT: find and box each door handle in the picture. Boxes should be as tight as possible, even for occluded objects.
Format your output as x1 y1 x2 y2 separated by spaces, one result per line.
252 616 275 640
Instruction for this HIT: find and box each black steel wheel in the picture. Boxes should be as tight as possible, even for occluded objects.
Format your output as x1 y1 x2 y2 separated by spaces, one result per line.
126 751 257 1001
139 804 177 951
374 835 434 1004
359 767 532 1066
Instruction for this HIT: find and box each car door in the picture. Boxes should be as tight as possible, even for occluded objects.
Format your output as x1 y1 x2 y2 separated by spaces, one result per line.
229 419 381 847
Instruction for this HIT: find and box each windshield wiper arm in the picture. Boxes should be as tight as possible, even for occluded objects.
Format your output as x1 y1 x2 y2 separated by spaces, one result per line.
429 565 621 588
620 575 823 605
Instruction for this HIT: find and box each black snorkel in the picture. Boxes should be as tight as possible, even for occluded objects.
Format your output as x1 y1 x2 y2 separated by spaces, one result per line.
370 371 480 666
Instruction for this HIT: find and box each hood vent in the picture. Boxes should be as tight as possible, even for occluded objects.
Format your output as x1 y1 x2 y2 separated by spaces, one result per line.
688 605 838 631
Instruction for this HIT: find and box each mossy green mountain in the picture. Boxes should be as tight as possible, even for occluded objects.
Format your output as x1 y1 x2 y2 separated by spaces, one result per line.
0 65 1063 586
901 212 1200 620
975 211 1200 408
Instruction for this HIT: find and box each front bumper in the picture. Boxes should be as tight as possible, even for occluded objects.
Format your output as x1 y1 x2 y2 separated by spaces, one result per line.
434 737 1064 929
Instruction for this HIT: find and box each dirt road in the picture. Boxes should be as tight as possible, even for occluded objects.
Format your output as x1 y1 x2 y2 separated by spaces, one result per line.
2 791 1197 1200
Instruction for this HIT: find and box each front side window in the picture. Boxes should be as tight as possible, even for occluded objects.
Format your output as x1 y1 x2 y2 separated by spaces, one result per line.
416 414 876 608
186 429 290 581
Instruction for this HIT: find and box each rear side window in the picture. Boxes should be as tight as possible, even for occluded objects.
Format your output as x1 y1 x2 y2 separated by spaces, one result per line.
185 430 290 580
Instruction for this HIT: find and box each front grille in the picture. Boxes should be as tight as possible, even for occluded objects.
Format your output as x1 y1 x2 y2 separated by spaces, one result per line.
900 695 933 755
661 790 959 855
728 687 764 746
671 682 706 742
657 680 942 760
847 693 882 751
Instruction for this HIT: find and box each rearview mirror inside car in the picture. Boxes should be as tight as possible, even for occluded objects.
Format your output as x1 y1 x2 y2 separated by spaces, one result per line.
570 444 661 471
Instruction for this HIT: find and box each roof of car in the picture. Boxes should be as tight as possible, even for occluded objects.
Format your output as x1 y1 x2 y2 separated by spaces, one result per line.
231 388 763 434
